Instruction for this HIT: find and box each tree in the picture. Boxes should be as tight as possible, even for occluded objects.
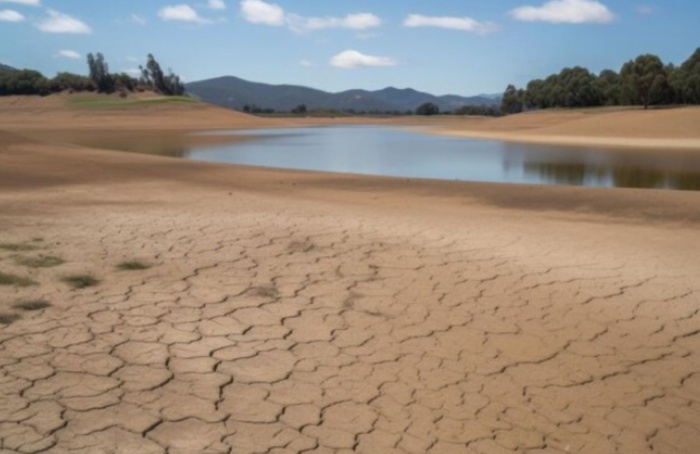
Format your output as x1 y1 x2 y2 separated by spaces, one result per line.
87 53 115 93
673 47 700 104
0 70 48 96
291 104 307 114
557 67 602 107
140 54 185 96
416 102 439 116
49 72 94 93
620 54 668 109
500 85 524 114
596 69 622 106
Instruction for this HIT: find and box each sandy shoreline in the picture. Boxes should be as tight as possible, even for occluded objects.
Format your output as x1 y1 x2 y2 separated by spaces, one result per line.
431 129 700 151
1 95 699 453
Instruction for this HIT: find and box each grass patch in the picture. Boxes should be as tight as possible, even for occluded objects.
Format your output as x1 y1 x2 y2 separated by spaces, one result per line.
117 260 151 271
0 313 21 325
249 285 279 299
0 272 37 287
68 96 197 109
288 241 316 253
62 274 99 289
13 299 52 311
14 255 64 268
0 242 38 252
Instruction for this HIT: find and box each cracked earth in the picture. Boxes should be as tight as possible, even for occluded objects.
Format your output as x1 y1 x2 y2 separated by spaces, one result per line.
1 146 699 453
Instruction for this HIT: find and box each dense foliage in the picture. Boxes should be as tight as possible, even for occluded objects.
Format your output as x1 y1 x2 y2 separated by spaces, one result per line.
416 102 440 116
0 53 185 97
501 47 700 114
139 54 185 96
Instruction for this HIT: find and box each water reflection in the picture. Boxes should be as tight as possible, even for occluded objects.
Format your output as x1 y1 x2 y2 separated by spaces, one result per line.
524 162 700 191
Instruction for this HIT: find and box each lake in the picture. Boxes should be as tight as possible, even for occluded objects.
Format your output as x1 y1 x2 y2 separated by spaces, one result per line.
186 126 700 191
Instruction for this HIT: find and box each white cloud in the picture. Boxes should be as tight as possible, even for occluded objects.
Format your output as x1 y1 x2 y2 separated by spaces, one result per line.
510 0 615 24
158 4 209 24
0 0 40 6
404 14 498 35
208 0 226 10
636 5 653 15
55 49 81 59
330 50 396 69
0 9 23 21
240 0 382 33
240 0 284 25
37 9 92 33
288 12 381 33
299 59 313 67
130 14 146 25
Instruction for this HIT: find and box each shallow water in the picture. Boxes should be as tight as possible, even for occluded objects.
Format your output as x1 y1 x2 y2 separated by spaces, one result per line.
58 126 700 191
187 126 700 191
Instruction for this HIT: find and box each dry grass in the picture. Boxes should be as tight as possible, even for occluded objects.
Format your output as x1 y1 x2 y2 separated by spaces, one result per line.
14 255 64 268
13 300 52 311
0 313 21 325
0 271 37 287
62 274 99 289
117 260 151 271
0 242 38 252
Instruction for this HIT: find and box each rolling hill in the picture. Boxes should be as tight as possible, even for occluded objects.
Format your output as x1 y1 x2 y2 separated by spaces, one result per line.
186 76 499 113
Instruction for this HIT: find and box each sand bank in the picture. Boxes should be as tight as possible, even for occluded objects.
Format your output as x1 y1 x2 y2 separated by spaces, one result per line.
423 107 700 150
1 96 699 453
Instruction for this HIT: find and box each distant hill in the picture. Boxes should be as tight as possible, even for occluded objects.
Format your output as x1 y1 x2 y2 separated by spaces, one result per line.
186 76 499 113
477 93 503 100
0 63 17 73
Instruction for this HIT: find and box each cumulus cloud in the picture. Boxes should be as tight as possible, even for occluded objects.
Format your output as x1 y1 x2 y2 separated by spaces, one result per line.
37 9 92 33
288 12 381 33
510 0 615 24
240 0 381 33
330 50 396 69
240 0 284 25
404 14 498 35
208 0 226 10
0 0 40 6
56 49 81 59
0 9 23 21
158 4 209 24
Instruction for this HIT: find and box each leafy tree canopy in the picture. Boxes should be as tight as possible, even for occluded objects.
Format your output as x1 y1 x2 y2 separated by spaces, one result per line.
501 47 700 114
416 102 440 116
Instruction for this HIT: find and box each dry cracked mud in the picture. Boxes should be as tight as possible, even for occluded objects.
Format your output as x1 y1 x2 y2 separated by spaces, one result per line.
1 163 699 453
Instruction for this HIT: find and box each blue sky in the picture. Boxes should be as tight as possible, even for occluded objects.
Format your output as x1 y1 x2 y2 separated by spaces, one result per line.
1 0 698 96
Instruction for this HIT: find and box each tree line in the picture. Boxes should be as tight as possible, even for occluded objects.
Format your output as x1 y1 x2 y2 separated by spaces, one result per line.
240 102 499 117
0 53 184 97
501 47 700 114
413 102 500 117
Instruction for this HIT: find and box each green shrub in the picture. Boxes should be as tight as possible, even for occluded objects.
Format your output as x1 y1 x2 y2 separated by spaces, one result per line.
62 274 99 289
0 272 36 287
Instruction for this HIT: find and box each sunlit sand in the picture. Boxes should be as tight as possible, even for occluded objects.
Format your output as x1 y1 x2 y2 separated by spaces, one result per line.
1 95 699 453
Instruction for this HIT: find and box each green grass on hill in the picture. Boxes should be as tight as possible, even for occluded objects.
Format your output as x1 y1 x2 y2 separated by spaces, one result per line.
67 95 197 109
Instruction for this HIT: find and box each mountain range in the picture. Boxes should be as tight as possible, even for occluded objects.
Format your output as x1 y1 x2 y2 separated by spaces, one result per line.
0 63 16 72
186 76 500 113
